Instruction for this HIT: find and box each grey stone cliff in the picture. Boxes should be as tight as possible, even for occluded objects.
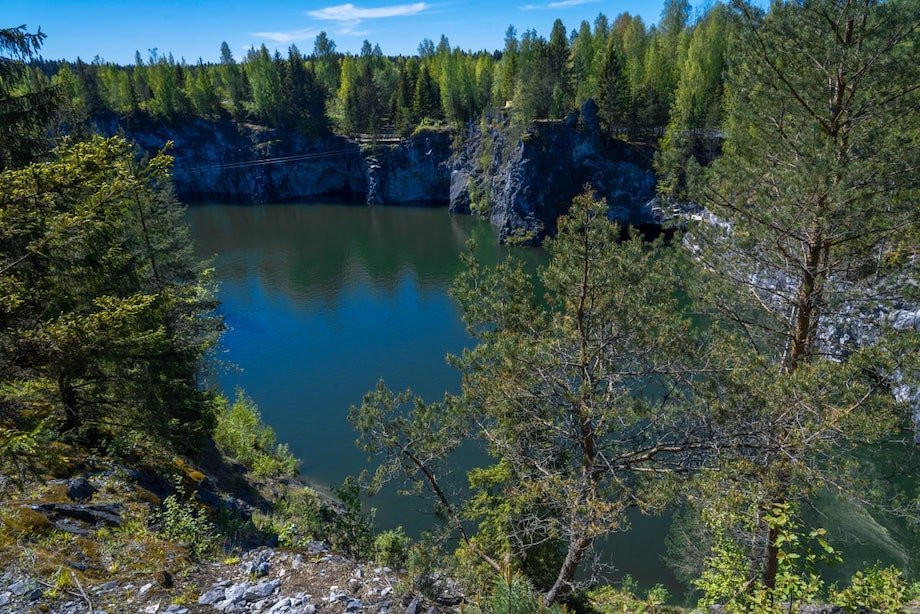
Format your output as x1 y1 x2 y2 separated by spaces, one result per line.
364 130 452 205
101 118 454 207
450 100 658 244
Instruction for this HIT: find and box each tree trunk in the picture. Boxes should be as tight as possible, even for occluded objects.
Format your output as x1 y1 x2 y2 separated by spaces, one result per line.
59 372 81 433
763 518 780 589
544 535 593 606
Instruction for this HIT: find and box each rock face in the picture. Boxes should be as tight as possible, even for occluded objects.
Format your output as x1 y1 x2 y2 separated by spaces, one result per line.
97 118 451 205
97 117 369 204
98 118 454 208
365 131 452 205
450 100 657 244
102 109 655 246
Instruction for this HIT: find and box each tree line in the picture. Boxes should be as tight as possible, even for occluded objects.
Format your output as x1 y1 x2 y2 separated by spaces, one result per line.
19 0 728 146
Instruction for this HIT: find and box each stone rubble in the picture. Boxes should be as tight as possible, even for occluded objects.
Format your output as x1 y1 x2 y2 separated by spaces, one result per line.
0 545 440 614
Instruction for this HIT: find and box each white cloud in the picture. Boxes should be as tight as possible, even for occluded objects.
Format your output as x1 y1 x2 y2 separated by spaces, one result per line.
308 2 429 20
250 28 318 43
520 0 599 10
307 2 430 35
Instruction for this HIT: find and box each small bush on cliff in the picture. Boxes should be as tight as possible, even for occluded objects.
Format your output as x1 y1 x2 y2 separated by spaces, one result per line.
214 390 298 477
832 566 916 613
465 567 566 614
374 527 411 569
696 503 918 613
155 480 218 559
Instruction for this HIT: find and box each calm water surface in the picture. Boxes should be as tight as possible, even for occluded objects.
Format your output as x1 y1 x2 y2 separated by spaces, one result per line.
187 202 916 598
187 203 499 489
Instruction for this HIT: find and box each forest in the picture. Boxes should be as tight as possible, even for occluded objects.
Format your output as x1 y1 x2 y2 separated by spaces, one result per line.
21 0 727 192
1 0 919 611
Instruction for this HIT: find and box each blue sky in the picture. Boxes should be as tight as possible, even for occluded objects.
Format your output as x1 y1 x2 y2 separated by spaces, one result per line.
6 0 675 64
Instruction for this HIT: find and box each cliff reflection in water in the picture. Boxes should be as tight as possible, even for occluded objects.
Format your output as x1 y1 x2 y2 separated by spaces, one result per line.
189 202 510 301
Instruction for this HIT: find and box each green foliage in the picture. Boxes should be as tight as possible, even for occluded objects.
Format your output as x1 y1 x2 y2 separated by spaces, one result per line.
690 502 920 613
214 390 297 477
0 25 59 169
331 477 374 558
184 63 221 118
31 6 732 139
832 566 915 613
695 503 829 611
588 578 679 614
155 480 218 560
146 56 188 117
596 41 630 136
245 45 283 125
687 0 920 588
373 527 410 569
0 136 222 459
354 191 702 604
465 567 567 614
265 486 327 548
656 4 732 196
250 478 372 558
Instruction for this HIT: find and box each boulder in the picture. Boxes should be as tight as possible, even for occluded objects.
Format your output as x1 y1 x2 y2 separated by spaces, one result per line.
66 477 95 502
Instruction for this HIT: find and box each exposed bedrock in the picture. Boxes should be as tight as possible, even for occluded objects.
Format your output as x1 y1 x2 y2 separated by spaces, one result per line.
449 99 658 245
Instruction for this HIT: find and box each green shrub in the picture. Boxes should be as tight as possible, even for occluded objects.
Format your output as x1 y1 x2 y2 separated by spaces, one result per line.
214 390 298 477
588 577 682 614
155 482 218 559
832 566 912 613
269 487 325 548
466 567 566 614
330 477 374 558
374 527 410 569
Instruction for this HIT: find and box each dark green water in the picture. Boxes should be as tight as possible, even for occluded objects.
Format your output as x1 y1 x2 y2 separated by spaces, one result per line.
187 202 916 599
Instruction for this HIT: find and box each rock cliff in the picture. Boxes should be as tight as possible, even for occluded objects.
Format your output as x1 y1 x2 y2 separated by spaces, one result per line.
365 130 453 205
99 119 454 206
97 117 369 204
449 100 658 245
103 109 656 246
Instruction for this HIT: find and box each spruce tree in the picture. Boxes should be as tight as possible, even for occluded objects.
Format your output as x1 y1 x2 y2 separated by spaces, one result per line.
0 137 222 456
0 25 59 169
596 40 630 137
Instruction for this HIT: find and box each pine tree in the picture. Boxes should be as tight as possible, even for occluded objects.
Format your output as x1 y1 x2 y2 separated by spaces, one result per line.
596 41 630 137
282 46 329 135
656 4 732 196
246 44 283 125
0 136 222 455
312 31 340 95
691 0 920 589
0 26 59 169
218 42 248 118
352 192 706 606
392 61 415 135
412 64 440 122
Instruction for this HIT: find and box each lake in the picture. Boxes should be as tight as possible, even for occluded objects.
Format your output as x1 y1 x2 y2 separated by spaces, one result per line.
187 202 917 600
